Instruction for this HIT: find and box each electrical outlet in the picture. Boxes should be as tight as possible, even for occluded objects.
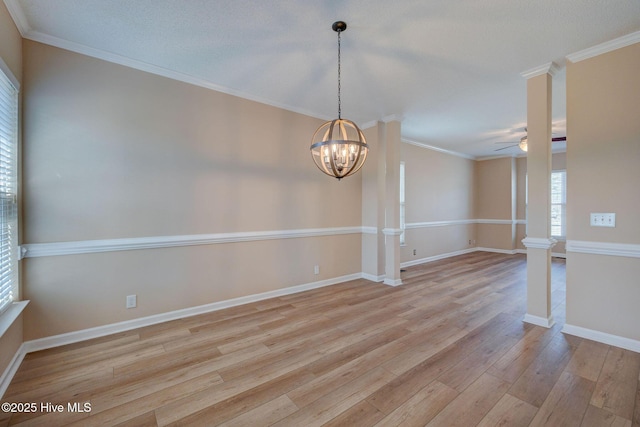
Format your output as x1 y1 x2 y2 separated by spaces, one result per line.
413 249 416 256
126 295 137 309
314 265 319 275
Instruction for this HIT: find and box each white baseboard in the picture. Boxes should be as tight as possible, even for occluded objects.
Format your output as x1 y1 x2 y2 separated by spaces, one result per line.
562 324 640 354
0 343 27 399
383 278 403 287
476 247 517 255
523 313 555 328
361 273 385 282
22 273 362 354
400 248 476 268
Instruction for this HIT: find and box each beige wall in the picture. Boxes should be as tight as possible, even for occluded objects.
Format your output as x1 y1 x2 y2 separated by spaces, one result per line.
475 157 514 250
400 143 475 262
0 1 21 80
0 1 23 386
566 42 640 341
21 40 363 340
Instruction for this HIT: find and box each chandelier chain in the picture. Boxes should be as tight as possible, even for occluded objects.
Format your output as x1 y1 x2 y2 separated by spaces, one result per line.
337 28 341 119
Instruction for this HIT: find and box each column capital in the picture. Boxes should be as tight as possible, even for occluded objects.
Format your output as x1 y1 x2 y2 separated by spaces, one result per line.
520 62 560 79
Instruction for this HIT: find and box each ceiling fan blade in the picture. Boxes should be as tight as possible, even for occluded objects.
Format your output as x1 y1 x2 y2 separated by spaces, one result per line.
552 136 566 142
494 144 517 152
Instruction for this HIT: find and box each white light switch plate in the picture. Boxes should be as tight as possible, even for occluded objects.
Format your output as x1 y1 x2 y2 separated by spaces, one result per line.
590 213 616 227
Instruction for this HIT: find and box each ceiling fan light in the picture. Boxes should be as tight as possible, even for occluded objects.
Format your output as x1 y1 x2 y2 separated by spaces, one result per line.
519 136 528 152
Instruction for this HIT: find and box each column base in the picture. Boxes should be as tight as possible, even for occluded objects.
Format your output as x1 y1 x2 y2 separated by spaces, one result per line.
383 278 403 287
523 313 555 328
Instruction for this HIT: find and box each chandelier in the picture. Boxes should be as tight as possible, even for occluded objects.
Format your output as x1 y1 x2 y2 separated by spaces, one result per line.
310 21 368 180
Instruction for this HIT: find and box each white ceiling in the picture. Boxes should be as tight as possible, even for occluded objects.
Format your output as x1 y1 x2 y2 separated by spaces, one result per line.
5 0 640 158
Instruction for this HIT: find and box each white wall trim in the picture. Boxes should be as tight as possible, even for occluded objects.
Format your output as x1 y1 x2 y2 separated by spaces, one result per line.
522 237 558 250
401 248 476 268
406 219 475 229
523 314 555 328
21 273 363 354
0 301 28 339
476 247 517 255
566 240 640 258
566 30 640 63
361 273 385 283
562 324 640 354
476 219 514 225
361 226 378 235
20 227 365 259
382 228 403 236
3 0 31 38
406 219 520 230
0 56 19 90
520 61 560 79
0 343 27 398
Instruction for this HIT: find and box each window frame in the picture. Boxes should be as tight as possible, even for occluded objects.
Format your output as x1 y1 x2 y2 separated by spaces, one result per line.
0 57 20 316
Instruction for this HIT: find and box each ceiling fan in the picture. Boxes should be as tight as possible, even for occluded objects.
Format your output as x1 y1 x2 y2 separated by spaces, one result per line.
494 128 566 152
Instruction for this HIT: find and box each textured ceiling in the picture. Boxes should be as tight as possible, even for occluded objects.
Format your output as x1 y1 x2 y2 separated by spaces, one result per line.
5 0 640 158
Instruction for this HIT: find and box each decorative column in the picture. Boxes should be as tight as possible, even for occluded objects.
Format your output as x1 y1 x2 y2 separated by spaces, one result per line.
521 62 558 328
382 119 402 286
361 122 385 282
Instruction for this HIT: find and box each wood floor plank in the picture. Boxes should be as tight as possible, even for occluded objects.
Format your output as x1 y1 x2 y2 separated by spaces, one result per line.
529 371 595 427
321 400 385 427
367 314 510 414
373 380 458 427
486 323 557 383
508 332 577 408
591 346 640 420
217 394 298 427
566 339 610 382
167 367 315 426
634 380 640 427
437 317 529 392
476 393 538 427
581 404 631 427
5 254 635 427
425 373 511 427
273 367 395 427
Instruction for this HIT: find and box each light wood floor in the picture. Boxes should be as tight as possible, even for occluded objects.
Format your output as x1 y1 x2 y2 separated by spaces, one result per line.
2 252 639 426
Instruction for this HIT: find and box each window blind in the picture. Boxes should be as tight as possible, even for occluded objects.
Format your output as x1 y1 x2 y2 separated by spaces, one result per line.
399 161 405 246
0 64 18 315
550 170 566 238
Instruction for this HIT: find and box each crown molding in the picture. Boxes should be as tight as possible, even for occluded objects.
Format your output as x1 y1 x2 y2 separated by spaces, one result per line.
566 31 640 63
380 114 404 123
3 0 31 36
13 28 336 123
520 62 560 79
